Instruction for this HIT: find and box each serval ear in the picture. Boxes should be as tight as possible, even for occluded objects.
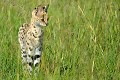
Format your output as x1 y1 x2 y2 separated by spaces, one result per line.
44 4 49 12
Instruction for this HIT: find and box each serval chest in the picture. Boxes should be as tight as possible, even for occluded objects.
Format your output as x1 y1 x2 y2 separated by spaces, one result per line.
26 25 43 51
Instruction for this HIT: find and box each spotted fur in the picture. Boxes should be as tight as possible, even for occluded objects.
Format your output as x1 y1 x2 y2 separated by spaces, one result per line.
18 4 49 72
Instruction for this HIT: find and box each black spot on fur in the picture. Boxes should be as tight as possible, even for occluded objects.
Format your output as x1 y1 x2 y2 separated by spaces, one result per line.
35 30 37 33
34 55 41 59
29 47 33 51
22 51 26 54
28 62 33 67
28 55 34 60
27 42 29 45
32 33 37 38
23 55 27 57
35 63 39 67
39 47 42 51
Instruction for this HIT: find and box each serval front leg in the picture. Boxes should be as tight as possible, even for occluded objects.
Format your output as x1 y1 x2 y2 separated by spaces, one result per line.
34 46 42 72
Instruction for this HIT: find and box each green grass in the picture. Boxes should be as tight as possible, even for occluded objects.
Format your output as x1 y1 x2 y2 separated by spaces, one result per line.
0 0 120 80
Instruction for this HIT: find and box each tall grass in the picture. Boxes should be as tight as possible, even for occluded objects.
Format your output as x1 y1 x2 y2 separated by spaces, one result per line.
0 0 120 80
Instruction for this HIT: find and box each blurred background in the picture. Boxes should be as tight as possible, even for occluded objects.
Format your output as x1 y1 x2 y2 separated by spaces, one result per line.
0 0 120 80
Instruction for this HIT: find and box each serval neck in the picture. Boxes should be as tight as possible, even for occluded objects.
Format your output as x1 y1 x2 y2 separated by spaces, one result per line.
30 19 42 28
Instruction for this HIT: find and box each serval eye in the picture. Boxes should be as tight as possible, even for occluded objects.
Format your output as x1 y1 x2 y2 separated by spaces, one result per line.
43 7 45 9
41 18 44 21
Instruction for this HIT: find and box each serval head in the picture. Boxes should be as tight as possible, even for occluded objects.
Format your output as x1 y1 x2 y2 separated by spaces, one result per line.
32 4 49 27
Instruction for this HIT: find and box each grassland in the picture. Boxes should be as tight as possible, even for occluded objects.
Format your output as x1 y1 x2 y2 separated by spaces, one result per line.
0 0 120 80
